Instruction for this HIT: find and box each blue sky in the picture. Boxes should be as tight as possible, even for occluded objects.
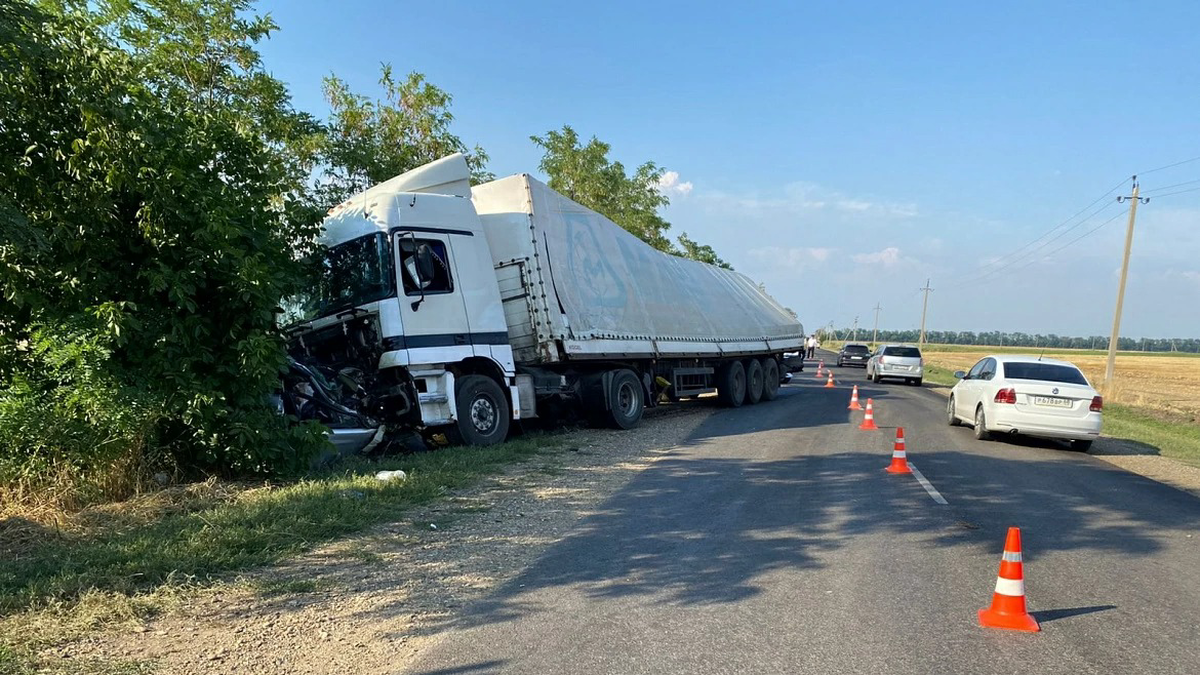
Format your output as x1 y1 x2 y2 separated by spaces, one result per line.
257 0 1200 338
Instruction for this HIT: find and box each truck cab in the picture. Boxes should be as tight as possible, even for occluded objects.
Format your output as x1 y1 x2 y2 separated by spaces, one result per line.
282 155 520 447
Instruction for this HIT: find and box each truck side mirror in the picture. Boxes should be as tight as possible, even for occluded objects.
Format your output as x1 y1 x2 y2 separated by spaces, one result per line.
415 243 437 283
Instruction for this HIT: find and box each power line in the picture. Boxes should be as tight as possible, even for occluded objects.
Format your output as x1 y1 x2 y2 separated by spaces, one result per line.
958 198 1121 287
1145 185 1200 200
958 178 1127 284
1138 154 1200 176
1140 178 1200 194
1004 209 1127 276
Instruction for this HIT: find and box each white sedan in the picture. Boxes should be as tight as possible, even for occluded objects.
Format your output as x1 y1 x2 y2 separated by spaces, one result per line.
947 355 1102 451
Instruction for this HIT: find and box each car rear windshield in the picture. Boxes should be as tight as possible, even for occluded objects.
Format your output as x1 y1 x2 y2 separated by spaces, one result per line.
1002 362 1088 385
844 345 869 354
883 347 921 358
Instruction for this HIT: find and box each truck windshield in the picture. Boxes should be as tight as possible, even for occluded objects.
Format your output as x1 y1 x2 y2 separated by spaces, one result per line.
282 233 395 325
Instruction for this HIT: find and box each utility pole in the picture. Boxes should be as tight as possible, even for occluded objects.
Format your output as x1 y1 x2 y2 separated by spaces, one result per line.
852 316 859 343
1105 177 1148 386
917 279 934 347
872 302 882 347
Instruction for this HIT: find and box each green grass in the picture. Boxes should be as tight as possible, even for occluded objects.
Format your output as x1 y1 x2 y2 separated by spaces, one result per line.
1103 404 1200 467
922 364 960 387
0 434 561 672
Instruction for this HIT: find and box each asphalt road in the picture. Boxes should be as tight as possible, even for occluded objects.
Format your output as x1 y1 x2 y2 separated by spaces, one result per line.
404 352 1200 675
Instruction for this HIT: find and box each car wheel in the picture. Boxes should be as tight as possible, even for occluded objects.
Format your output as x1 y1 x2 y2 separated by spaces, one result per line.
912 378 923 387
947 395 961 426
973 406 991 441
1069 439 1093 452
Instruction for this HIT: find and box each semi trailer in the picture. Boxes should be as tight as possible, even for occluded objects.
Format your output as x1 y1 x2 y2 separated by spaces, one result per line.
282 154 804 449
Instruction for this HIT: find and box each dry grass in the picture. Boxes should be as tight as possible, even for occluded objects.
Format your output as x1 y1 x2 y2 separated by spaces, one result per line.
920 347 1200 421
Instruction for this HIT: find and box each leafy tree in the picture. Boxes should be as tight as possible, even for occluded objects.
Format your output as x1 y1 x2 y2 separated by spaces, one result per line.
677 232 732 270
314 65 492 208
0 0 326 505
531 125 673 252
531 125 728 268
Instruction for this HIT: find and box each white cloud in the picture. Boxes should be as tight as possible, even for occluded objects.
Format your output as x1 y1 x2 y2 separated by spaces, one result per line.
657 170 693 197
852 247 903 267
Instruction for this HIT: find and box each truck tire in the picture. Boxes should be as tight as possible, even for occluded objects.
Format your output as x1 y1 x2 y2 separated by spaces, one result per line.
717 361 747 407
745 359 764 405
761 358 780 401
603 369 645 430
447 375 510 446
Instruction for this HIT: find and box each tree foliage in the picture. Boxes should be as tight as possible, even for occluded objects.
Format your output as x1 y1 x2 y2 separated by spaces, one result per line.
314 65 492 208
531 125 729 268
677 232 732 270
0 0 327 503
830 329 1200 353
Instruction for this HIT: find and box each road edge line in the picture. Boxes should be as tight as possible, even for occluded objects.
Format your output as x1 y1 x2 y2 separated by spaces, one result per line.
907 462 949 505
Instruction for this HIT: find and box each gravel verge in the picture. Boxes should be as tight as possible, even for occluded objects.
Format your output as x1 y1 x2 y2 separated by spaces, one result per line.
66 403 719 674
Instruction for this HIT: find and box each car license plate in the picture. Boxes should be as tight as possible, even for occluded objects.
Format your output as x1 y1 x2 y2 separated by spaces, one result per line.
850 356 863 360
1032 396 1072 408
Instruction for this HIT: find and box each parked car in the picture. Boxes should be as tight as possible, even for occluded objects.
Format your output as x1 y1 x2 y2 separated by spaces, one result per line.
866 344 924 385
946 355 1101 451
837 343 871 367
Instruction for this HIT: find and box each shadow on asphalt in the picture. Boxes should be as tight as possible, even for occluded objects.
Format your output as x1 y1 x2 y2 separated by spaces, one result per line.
411 661 508 675
386 394 1200 652
1032 604 1118 623
390 351 1200 666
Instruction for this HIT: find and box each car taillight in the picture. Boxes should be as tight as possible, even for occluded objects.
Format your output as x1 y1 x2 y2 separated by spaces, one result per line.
878 356 886 364
1090 396 1103 412
994 388 1017 404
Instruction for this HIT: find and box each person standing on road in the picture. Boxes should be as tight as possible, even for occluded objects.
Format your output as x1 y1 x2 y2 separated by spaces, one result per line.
806 334 817 359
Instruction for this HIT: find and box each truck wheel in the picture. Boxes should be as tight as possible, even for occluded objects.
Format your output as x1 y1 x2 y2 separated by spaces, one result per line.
717 361 746 407
745 359 764 404
447 375 510 446
603 369 645 430
761 358 781 401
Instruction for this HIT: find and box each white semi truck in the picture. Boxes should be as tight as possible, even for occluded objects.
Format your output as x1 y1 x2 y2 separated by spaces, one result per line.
282 154 804 449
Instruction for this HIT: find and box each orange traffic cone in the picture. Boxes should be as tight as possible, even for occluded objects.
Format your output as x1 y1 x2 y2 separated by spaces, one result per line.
885 427 911 474
824 371 835 388
848 385 862 410
815 361 825 378
978 527 1040 632
858 399 878 430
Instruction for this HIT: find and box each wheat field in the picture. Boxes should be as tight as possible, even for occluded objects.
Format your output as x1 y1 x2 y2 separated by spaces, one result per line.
919 347 1200 420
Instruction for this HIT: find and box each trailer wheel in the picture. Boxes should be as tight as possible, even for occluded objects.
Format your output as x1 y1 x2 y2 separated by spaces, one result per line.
447 375 511 446
717 361 747 407
603 369 645 430
745 359 764 404
761 358 781 401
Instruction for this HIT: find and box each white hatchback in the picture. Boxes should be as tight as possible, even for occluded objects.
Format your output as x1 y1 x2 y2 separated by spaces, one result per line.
947 355 1102 451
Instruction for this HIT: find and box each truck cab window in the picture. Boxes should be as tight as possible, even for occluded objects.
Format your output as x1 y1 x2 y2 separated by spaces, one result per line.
399 238 453 295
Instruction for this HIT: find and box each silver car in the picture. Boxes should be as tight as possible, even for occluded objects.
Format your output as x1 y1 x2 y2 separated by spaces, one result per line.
866 344 924 386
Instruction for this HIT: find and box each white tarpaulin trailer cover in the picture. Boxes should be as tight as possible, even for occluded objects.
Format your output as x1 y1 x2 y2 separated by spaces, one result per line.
472 175 804 363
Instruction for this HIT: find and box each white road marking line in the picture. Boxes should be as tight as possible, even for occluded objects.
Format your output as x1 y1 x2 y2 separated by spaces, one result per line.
906 462 948 505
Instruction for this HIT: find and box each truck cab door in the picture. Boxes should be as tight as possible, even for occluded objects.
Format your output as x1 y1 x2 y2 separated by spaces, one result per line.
395 232 473 359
